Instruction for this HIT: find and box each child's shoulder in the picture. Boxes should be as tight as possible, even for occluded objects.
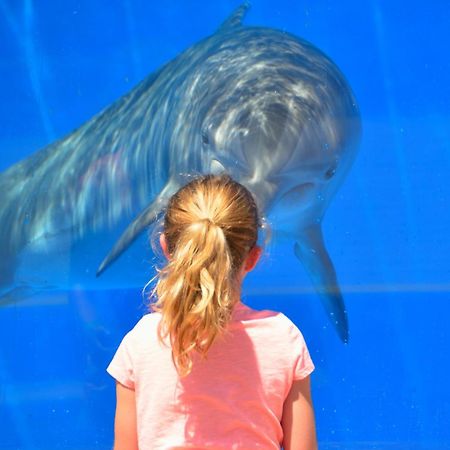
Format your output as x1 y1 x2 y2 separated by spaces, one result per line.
238 303 302 334
265 311 307 343
267 310 302 334
128 311 162 336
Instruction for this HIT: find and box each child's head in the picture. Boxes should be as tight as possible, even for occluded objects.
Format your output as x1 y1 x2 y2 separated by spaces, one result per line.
153 174 261 376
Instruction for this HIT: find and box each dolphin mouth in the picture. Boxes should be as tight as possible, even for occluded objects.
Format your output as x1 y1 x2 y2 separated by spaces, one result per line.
280 183 316 204
266 182 318 216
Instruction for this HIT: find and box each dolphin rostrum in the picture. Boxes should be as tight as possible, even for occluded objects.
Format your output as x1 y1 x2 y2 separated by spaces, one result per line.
0 3 360 342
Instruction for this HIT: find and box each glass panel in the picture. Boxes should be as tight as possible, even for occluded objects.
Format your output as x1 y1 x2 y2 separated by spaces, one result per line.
1 1 448 448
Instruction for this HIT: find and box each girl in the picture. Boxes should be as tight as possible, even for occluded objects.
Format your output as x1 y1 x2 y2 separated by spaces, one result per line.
107 174 317 450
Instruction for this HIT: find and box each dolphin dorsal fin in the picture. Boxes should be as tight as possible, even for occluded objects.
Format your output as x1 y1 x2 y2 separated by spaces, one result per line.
218 2 250 32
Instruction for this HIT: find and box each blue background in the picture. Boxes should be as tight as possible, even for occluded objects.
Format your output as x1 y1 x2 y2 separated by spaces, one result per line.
1 0 449 448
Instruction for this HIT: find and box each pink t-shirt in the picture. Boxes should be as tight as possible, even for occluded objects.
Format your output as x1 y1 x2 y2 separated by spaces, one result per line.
107 302 314 449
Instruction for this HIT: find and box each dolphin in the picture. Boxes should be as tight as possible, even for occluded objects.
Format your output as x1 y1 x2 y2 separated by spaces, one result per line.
0 3 360 341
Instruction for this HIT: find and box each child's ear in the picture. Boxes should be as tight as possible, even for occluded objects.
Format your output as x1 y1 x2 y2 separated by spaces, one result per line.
244 245 262 273
159 233 170 259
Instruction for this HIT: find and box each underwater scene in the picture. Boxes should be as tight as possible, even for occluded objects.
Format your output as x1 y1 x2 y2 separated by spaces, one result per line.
0 0 449 448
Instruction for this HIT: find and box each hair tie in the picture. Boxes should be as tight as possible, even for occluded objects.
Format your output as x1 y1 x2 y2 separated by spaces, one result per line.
200 217 216 227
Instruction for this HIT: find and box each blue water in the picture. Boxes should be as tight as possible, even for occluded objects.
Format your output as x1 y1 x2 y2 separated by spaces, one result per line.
1 0 449 448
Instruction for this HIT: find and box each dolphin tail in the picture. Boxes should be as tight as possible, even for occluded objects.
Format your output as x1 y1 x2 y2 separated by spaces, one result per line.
218 2 250 32
0 249 47 306
96 181 180 277
294 225 349 343
0 285 39 307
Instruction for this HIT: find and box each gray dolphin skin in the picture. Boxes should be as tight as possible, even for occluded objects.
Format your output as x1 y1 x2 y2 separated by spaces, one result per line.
0 3 360 342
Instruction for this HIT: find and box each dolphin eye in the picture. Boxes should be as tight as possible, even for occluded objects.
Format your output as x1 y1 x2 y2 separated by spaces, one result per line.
324 166 337 180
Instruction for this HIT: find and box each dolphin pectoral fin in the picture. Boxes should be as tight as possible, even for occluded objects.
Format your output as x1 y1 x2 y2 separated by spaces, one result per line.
96 199 165 277
294 226 349 343
96 186 176 277
218 2 250 32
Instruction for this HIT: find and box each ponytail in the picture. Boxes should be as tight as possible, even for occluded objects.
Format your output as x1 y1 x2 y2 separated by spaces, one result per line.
151 175 258 376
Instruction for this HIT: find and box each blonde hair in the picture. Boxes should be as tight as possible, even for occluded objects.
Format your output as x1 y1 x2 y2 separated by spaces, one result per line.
152 174 259 376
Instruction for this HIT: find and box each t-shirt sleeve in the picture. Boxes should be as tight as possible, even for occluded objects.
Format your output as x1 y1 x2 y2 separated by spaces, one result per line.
287 319 315 380
107 331 136 389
